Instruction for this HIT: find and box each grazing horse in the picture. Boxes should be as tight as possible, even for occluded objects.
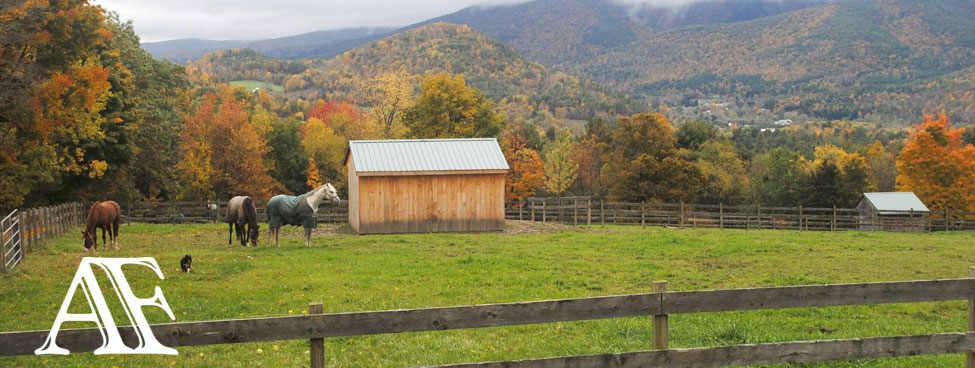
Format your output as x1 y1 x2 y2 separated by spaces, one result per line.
82 201 121 252
266 183 340 247
225 196 260 247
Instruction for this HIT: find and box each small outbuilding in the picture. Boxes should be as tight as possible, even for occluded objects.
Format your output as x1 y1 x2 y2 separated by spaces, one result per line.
344 138 509 234
857 192 929 232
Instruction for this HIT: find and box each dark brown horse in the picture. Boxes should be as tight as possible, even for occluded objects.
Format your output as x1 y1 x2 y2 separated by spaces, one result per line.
82 201 121 251
225 196 259 247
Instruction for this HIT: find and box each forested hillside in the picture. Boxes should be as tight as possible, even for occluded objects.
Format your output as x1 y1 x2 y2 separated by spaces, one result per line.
186 23 644 123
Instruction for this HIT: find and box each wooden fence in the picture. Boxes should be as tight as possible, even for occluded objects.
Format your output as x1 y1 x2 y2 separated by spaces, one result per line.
105 198 975 233
1 203 84 272
1 269 973 367
121 200 349 224
505 197 975 232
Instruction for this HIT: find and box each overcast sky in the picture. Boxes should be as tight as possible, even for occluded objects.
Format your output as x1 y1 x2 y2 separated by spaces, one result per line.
92 0 716 43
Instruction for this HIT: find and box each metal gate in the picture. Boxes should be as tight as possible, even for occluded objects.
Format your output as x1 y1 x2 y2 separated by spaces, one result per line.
1 209 23 271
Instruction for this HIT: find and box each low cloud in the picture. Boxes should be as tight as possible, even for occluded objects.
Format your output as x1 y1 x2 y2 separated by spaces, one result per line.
94 0 530 42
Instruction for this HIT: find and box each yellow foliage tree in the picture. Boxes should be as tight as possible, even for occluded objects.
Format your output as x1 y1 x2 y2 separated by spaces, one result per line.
305 156 323 189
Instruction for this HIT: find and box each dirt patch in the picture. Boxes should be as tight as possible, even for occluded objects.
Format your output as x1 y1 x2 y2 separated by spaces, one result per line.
307 220 585 235
502 220 584 235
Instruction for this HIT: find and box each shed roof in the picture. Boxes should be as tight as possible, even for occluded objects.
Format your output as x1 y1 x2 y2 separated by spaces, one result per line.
345 138 509 174
861 192 929 213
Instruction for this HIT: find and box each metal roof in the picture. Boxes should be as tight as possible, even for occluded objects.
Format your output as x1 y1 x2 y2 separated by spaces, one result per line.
346 138 509 173
861 192 929 213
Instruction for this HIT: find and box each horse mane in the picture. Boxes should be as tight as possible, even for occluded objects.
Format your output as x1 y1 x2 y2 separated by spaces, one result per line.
242 197 259 227
305 184 326 197
87 201 101 219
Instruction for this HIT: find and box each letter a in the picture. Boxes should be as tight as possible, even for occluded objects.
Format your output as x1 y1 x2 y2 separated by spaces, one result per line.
35 257 177 355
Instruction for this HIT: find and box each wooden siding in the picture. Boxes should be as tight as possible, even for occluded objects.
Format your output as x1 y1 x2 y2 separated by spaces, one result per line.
354 172 505 234
348 157 360 233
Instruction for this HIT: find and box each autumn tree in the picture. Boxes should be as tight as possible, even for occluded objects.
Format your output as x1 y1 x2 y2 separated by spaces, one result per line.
177 93 218 200
692 140 750 204
864 141 897 192
305 157 323 189
542 129 578 196
569 136 606 197
502 133 544 202
896 113 975 211
0 0 115 207
600 113 704 202
402 72 506 138
301 118 348 191
360 70 414 139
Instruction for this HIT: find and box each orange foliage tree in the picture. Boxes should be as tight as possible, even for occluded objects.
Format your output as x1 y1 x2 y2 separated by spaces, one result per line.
896 113 975 211
177 91 283 200
502 133 544 202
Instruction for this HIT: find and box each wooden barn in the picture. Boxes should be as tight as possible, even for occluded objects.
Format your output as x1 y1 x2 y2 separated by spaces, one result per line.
344 138 509 234
857 192 929 232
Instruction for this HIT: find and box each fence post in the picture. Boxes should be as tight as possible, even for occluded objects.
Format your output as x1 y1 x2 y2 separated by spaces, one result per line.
531 198 535 222
653 281 668 350
757 206 762 230
719 203 724 229
967 266 974 368
600 201 605 227
309 302 324 368
641 203 646 229
587 198 591 227
832 206 837 232
518 200 523 221
946 208 950 231
798 205 803 231
574 199 578 226
679 201 685 229
542 199 546 223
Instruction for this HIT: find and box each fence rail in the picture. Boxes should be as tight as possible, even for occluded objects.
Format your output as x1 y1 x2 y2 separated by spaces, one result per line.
118 198 974 233
1 203 84 272
505 197 975 232
2 270 973 368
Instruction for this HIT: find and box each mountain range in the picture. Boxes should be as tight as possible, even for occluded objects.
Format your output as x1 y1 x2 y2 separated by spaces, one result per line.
152 0 975 125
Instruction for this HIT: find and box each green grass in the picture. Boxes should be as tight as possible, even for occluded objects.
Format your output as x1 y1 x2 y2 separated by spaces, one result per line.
228 80 284 93
1 224 973 367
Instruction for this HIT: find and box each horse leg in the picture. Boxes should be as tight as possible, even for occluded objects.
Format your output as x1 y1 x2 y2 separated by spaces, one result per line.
275 228 280 248
101 227 107 251
228 223 234 246
113 218 120 249
242 224 249 247
305 228 311 247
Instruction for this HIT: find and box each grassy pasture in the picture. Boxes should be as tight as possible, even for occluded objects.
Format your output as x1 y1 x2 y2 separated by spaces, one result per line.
1 223 973 367
228 80 285 93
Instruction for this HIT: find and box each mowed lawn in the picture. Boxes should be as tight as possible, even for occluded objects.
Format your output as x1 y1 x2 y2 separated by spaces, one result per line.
1 223 973 367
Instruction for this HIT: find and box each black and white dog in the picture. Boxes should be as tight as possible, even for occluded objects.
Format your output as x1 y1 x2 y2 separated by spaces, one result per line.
180 254 193 273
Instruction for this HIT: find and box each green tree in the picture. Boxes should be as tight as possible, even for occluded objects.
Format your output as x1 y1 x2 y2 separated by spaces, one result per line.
750 148 806 206
675 119 718 150
266 118 307 194
402 72 506 138
600 113 704 202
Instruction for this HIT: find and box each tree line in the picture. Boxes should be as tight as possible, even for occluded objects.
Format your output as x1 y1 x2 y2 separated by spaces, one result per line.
3 0 972 215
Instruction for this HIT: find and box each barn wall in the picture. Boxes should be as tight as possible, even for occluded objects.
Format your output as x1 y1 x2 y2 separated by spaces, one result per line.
348 157 360 233
356 173 505 234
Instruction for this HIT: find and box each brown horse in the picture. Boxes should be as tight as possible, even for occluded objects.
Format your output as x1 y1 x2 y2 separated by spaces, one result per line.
225 196 259 247
82 201 121 251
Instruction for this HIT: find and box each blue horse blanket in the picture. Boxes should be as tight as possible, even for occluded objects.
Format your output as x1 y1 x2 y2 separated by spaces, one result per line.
267 194 317 229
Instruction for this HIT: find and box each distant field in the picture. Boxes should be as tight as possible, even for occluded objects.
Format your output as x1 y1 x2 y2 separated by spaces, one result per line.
1 224 973 367
228 80 284 93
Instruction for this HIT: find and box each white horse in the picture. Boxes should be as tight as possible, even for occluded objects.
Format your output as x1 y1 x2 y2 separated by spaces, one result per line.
266 183 340 247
